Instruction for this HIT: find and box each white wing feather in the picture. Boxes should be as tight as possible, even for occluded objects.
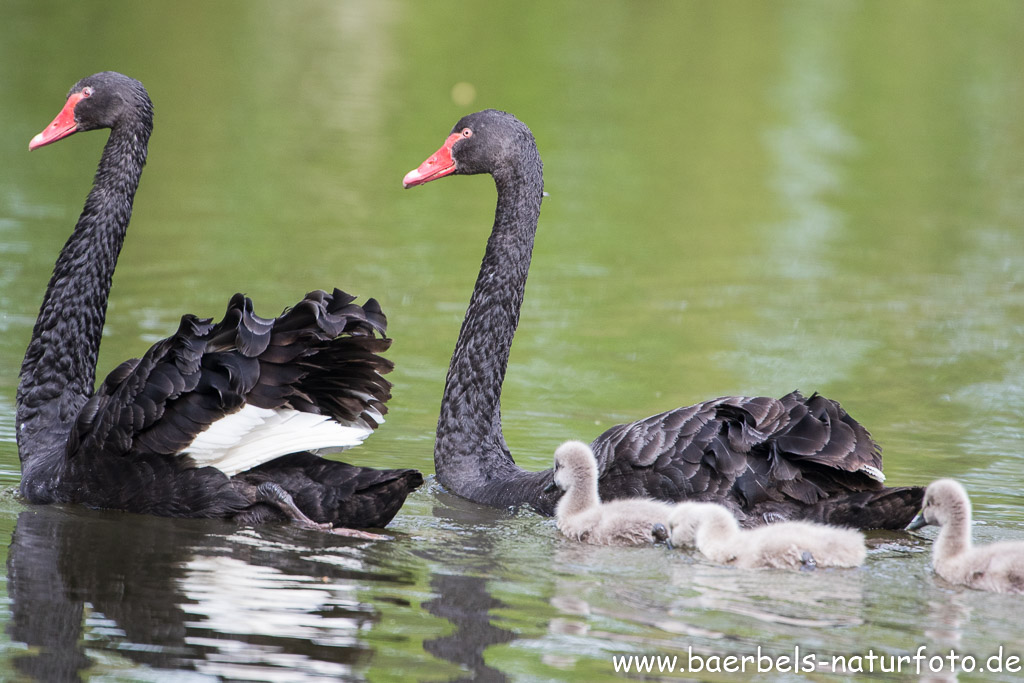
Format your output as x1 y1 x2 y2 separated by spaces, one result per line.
183 405 379 476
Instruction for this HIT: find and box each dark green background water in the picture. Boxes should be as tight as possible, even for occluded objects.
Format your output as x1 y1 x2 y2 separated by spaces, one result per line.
1 1 1023 680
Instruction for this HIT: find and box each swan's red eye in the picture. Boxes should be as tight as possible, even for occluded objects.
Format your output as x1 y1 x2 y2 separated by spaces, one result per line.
462 128 473 138
82 87 94 98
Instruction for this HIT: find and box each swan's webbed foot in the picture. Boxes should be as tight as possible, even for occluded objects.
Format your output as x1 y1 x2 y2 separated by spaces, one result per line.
328 527 392 540
234 481 392 539
252 481 332 531
243 481 391 540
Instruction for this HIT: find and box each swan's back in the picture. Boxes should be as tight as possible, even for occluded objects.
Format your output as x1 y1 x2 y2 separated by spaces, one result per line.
589 391 923 529
71 290 391 462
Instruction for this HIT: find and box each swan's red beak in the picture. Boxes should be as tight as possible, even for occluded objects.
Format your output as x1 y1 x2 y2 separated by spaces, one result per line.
403 133 460 188
29 91 87 151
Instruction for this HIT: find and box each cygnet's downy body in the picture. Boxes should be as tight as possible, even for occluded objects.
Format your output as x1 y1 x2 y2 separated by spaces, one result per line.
662 502 866 570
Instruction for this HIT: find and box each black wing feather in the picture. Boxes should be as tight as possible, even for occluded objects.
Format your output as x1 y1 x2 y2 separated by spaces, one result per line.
69 289 392 462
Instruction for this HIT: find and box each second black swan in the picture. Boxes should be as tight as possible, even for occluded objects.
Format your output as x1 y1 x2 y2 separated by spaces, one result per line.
17 72 421 533
403 109 922 528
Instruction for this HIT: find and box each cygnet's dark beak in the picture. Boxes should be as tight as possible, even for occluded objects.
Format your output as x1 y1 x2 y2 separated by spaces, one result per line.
543 480 558 494
906 512 928 531
651 523 672 548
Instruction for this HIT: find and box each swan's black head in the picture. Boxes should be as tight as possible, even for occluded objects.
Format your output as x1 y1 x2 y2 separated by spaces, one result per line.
403 109 537 188
30 71 153 151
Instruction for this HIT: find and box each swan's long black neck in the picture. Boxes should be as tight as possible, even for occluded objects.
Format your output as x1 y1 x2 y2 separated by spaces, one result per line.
16 121 149 500
434 152 552 504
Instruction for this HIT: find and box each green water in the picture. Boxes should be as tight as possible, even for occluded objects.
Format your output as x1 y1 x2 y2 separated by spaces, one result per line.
1 0 1023 680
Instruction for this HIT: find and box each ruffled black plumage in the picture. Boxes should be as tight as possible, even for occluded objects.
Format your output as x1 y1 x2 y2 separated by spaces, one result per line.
408 109 922 529
17 72 420 529
54 288 418 527
71 289 392 462
581 391 919 527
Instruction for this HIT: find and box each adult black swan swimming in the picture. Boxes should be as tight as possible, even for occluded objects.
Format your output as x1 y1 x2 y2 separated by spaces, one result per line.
403 109 922 529
17 72 421 534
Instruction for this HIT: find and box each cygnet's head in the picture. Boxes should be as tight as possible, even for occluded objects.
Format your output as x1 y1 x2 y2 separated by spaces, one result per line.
665 502 733 548
552 440 598 492
908 478 971 530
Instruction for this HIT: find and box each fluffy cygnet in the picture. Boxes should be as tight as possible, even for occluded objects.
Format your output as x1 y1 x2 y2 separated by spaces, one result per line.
548 440 674 546
908 478 1024 594
662 501 866 570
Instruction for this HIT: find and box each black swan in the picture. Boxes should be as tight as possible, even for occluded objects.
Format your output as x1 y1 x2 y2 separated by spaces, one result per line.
403 108 922 529
17 71 421 534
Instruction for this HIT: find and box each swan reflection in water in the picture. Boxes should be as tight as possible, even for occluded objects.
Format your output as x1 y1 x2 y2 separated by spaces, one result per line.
414 493 526 682
5 506 405 681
